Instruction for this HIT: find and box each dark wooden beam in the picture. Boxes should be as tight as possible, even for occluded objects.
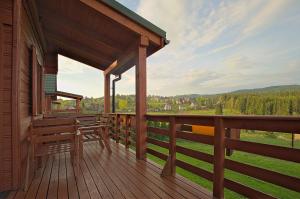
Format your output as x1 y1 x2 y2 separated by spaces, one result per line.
40 15 123 57
135 35 148 160
54 91 83 100
104 44 137 75
104 37 149 75
38 6 126 52
46 34 107 70
57 49 104 71
45 31 114 65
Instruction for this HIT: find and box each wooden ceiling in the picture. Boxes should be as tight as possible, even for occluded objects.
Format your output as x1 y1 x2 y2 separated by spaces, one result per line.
35 0 166 73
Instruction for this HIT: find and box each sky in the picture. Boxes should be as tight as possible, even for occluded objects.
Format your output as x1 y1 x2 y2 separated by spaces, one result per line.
58 0 300 98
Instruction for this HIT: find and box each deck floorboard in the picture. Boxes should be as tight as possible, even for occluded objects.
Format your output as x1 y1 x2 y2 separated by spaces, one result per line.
9 141 212 199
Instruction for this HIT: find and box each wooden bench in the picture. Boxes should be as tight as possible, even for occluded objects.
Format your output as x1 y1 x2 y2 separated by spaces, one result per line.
25 118 80 190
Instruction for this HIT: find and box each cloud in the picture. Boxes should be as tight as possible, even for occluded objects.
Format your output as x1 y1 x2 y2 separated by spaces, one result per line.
242 0 290 37
58 55 88 74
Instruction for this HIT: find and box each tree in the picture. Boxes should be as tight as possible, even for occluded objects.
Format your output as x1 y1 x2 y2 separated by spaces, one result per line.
288 99 294 115
215 102 223 115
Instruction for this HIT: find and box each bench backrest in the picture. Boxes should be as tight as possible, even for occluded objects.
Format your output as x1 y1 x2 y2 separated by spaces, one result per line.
31 118 78 144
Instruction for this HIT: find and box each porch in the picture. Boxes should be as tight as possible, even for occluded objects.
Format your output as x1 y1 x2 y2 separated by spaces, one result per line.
7 141 211 199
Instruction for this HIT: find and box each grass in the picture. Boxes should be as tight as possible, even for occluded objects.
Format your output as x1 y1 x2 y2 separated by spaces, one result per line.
147 132 300 199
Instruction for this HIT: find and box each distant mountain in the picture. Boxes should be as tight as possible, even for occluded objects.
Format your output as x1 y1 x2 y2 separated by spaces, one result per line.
174 85 300 98
229 85 300 94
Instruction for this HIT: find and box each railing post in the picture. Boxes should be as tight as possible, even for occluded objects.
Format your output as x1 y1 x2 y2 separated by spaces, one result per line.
213 117 225 199
162 116 176 176
115 114 120 143
125 115 130 148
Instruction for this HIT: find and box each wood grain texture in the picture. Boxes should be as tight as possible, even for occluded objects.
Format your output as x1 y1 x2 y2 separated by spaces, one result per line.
0 21 13 191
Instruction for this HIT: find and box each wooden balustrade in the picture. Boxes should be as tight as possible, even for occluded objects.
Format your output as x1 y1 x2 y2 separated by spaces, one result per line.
109 113 136 148
107 113 300 198
145 114 300 199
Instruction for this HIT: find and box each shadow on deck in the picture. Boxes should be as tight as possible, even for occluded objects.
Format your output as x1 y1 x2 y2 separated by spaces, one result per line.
7 141 212 199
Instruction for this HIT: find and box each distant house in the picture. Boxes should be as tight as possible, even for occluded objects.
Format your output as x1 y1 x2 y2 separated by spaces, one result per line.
164 103 172 111
190 102 197 109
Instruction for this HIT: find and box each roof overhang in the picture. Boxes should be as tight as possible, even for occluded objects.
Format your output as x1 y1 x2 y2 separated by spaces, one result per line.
32 0 167 74
47 91 83 100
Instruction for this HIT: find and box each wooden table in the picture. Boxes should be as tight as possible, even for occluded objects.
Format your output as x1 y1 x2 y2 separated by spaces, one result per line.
78 124 112 155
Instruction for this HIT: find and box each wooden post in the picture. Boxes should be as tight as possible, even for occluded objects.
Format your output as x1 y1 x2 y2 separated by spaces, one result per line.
76 99 80 113
125 115 130 148
116 114 120 143
213 117 225 199
292 133 295 148
104 73 110 113
46 95 52 114
161 116 176 176
135 36 148 160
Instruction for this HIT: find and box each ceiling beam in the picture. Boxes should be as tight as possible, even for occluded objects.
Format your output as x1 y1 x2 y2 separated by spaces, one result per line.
42 17 123 57
58 49 104 70
46 33 107 70
80 0 163 46
104 44 136 75
46 30 113 65
105 36 149 75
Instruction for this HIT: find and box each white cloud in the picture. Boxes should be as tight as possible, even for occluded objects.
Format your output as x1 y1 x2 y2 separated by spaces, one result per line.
58 55 89 74
242 0 290 37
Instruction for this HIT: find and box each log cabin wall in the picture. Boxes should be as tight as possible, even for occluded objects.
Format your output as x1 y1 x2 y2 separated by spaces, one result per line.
17 1 44 188
0 0 13 192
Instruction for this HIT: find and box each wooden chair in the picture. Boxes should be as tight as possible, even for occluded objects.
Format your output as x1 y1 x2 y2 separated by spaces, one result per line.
78 114 112 155
25 118 80 190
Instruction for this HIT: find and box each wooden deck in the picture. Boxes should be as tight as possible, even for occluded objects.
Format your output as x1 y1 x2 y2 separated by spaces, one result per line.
7 141 212 199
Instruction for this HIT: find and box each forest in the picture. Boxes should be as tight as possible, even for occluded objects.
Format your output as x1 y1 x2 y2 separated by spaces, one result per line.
58 85 300 116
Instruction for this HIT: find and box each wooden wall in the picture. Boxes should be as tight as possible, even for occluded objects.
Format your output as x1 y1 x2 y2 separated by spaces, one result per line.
0 0 13 192
17 1 44 188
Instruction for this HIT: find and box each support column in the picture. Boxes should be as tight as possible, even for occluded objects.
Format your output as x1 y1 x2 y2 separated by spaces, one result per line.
104 73 110 113
135 36 149 160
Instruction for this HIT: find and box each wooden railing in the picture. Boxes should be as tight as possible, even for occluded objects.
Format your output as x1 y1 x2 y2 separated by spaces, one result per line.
109 113 136 148
145 115 300 199
108 113 300 198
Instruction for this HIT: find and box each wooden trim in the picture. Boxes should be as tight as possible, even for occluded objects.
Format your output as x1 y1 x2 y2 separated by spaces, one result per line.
225 159 300 192
225 138 300 163
147 127 169 136
147 138 169 149
213 118 225 198
224 179 275 199
176 131 214 145
175 159 213 181
146 148 167 160
176 146 214 163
